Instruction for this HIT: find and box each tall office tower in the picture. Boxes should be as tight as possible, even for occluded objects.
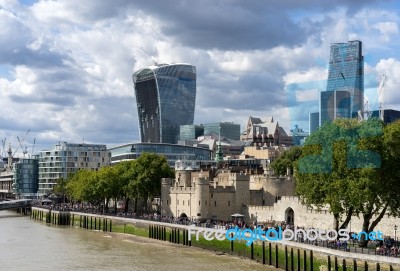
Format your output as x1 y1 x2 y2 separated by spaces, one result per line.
320 40 364 125
133 63 196 144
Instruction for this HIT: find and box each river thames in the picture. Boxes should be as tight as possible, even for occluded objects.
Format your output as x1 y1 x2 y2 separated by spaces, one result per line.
0 211 275 271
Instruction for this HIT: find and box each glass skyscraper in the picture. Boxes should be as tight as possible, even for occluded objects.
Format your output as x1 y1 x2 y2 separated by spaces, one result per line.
133 63 196 144
320 40 364 125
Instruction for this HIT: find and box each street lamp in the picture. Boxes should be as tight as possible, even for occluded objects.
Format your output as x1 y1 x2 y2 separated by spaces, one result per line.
394 225 398 246
255 212 258 227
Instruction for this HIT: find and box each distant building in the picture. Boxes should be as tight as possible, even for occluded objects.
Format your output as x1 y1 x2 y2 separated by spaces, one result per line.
289 125 308 146
240 116 292 146
203 122 241 140
320 40 364 125
320 90 351 126
179 122 241 141
179 125 204 141
38 142 111 196
133 63 196 144
13 156 39 199
370 109 400 124
109 143 213 167
309 112 319 134
161 165 295 221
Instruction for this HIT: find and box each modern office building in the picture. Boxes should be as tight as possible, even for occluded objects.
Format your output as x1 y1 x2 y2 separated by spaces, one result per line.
12 156 39 199
109 143 213 167
38 142 111 196
321 40 364 125
309 112 320 134
370 109 400 124
203 122 241 140
320 90 351 126
133 63 196 144
179 125 204 141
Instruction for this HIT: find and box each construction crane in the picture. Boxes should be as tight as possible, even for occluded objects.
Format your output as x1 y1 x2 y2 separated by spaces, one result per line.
30 138 36 158
17 136 27 158
13 129 30 158
358 100 372 121
378 74 388 121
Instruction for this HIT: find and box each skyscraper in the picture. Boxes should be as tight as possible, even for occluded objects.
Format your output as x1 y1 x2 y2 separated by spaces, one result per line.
320 40 364 125
133 63 196 144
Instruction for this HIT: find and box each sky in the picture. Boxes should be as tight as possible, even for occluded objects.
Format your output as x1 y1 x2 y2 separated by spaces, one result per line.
1 0 400 156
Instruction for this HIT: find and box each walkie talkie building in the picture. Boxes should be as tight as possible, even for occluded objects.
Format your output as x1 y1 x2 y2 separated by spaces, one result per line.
133 63 196 144
320 40 364 125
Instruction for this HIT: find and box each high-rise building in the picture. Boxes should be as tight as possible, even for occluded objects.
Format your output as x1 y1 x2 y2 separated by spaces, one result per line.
371 109 400 124
133 63 196 144
320 90 351 126
38 142 111 196
321 40 364 125
309 112 319 134
13 156 39 198
203 122 241 140
179 125 204 141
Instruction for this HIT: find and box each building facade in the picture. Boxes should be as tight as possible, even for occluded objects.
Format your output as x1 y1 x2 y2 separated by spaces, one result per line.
309 112 319 134
203 122 241 140
320 90 351 126
38 142 111 196
161 166 295 221
240 116 292 146
371 109 400 124
179 125 204 141
321 40 364 125
109 143 213 167
13 156 39 199
133 63 196 144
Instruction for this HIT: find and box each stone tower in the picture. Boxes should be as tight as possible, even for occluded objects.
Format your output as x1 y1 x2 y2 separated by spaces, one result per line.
194 174 209 220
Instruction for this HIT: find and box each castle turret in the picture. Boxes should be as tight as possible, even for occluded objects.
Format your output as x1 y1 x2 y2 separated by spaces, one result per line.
176 169 192 187
194 174 209 220
161 178 173 216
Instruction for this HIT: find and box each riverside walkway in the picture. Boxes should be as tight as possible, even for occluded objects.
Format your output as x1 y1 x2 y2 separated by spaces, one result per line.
0 199 32 211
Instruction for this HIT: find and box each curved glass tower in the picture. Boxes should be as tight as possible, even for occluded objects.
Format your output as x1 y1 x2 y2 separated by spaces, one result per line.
133 63 196 144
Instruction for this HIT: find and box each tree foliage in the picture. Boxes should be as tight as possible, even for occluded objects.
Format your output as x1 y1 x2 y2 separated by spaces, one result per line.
64 152 174 213
295 118 400 246
270 146 302 175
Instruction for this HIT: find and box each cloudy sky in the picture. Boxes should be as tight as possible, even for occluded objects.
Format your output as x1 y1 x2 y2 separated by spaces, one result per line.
1 0 400 156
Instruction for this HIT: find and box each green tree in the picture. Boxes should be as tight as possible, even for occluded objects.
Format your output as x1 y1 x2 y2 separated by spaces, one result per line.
53 177 68 203
270 146 302 176
295 118 400 246
130 153 174 212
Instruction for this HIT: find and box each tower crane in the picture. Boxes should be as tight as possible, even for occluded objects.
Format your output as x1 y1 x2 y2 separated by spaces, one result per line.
30 138 36 158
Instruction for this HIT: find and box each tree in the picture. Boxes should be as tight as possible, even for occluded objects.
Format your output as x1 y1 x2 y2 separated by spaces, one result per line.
295 118 400 246
130 153 174 212
270 146 302 175
53 177 68 203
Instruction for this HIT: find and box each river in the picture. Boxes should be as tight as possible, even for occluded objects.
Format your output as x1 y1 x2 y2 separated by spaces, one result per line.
0 211 275 271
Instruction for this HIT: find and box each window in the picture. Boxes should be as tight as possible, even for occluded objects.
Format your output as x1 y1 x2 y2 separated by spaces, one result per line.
228 201 230 207
211 193 213 198
214 201 216 207
199 201 200 206
167 200 169 205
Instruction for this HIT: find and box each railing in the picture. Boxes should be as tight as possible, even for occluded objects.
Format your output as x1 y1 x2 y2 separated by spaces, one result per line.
0 199 32 211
